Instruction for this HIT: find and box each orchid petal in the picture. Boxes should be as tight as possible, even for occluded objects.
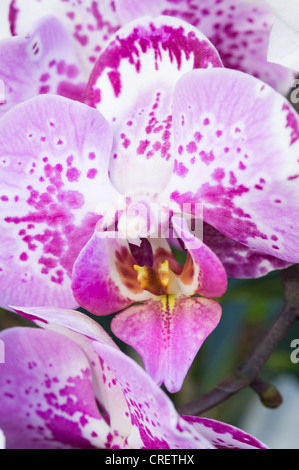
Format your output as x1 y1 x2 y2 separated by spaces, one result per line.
0 327 109 449
93 340 215 449
72 232 151 316
202 222 290 278
9 0 120 77
172 216 227 297
11 306 132 439
115 0 294 93
268 17 299 70
111 295 221 393
266 0 299 33
166 68 299 263
0 94 118 310
85 15 222 197
0 0 11 40
183 416 268 449
0 16 86 117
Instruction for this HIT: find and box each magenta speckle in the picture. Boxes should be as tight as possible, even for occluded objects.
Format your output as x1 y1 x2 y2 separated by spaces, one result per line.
194 132 202 142
137 140 150 155
87 169 98 179
200 150 215 164
174 160 188 177
40 73 50 82
212 168 225 181
186 141 197 153
66 167 81 182
39 85 50 94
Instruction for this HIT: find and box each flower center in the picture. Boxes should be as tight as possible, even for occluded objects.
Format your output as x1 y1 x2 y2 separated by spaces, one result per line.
134 259 171 296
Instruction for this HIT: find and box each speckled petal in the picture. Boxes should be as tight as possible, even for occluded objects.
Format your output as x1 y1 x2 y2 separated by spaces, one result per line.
11 306 132 440
172 216 227 297
115 0 294 93
9 0 120 76
111 295 222 393
85 15 222 197
182 416 268 449
166 68 299 263
93 340 215 449
71 232 150 316
202 222 290 278
0 94 118 310
0 16 86 117
0 327 109 449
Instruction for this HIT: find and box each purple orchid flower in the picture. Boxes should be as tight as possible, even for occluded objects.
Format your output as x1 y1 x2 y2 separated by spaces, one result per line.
114 0 295 93
0 0 121 116
1 16 299 392
0 0 294 118
0 307 268 449
8 0 121 74
6 0 295 92
0 17 229 392
0 15 87 117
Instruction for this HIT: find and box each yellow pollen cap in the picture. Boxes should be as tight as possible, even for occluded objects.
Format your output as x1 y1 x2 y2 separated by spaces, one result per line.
158 259 170 289
133 265 149 290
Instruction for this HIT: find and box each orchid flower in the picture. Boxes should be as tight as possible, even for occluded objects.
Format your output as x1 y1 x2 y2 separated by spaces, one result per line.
266 0 299 71
0 0 121 117
0 307 268 449
1 15 299 391
114 0 295 93
0 15 87 117
0 17 229 392
0 0 294 119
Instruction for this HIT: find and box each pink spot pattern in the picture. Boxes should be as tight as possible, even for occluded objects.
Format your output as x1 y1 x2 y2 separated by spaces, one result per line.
115 0 295 93
167 67 299 262
10 0 121 76
0 15 87 119
0 95 114 309
85 16 222 195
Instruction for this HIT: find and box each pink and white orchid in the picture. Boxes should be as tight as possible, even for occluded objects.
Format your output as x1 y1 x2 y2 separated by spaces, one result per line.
114 0 295 93
0 0 295 119
0 15 87 118
0 0 121 117
1 15 299 391
266 0 299 70
0 307 268 449
0 17 229 392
